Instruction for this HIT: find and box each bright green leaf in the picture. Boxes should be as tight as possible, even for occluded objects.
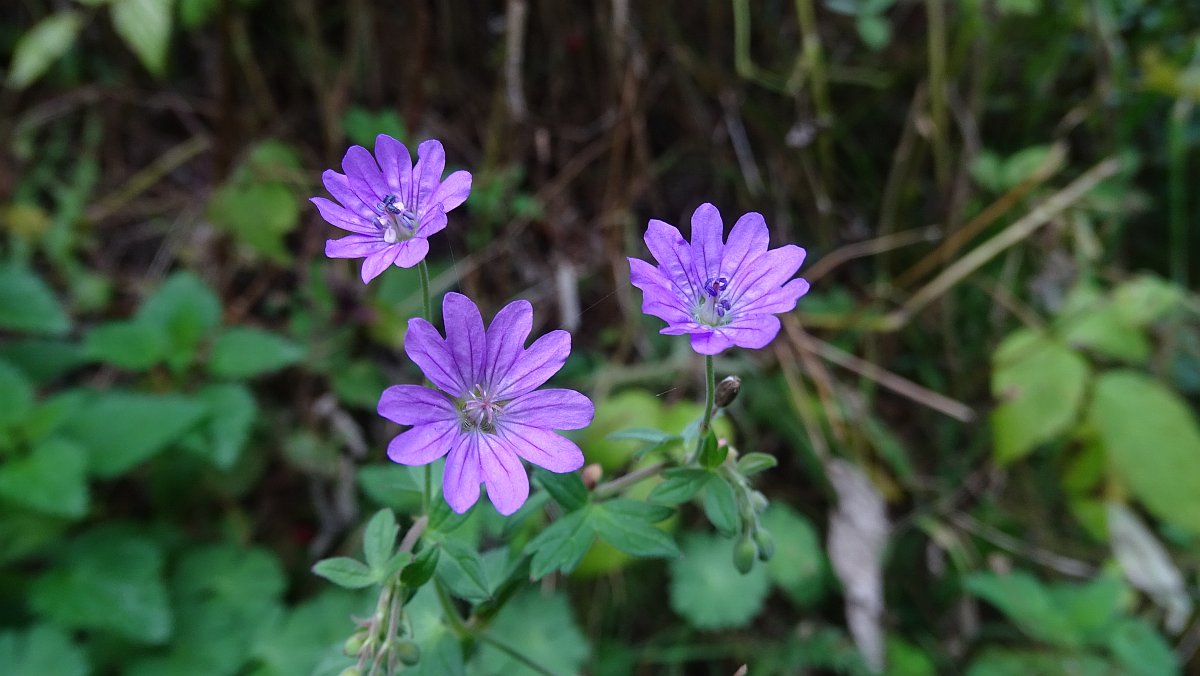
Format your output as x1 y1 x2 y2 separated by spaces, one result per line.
0 438 88 518
1089 371 1200 535
964 570 1082 647
311 557 376 589
1113 275 1182 327
178 0 218 28
702 475 739 536
1061 304 1150 363
358 463 423 512
0 625 88 676
0 339 85 384
0 359 34 429
966 649 1111 676
7 12 83 88
362 508 397 573
525 507 596 579
31 528 172 643
533 468 589 511
736 452 778 476
111 0 174 76
473 591 589 676
856 13 891 50
593 500 679 558
1107 618 1179 676
436 538 491 603
137 271 221 372
0 266 70 336
193 383 257 468
207 182 299 262
208 327 303 379
991 331 1089 463
84 320 167 370
251 588 371 676
63 391 207 477
669 533 770 629
761 503 827 607
648 468 712 505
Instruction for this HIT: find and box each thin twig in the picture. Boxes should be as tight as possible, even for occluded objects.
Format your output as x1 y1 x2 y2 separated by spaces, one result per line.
949 513 1095 578
805 226 942 283
504 0 529 122
895 143 1068 288
785 319 976 423
594 462 666 498
398 515 428 554
886 156 1123 329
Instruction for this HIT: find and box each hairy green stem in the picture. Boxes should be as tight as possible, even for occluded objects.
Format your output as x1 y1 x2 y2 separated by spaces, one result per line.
417 260 434 514
690 355 716 462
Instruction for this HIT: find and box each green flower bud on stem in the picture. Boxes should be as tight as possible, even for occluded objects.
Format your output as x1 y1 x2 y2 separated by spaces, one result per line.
754 527 775 561
733 534 757 574
343 631 368 657
395 639 421 666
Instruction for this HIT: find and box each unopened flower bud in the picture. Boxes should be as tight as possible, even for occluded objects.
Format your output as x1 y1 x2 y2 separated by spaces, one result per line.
715 375 743 408
338 668 362 676
582 463 603 489
395 639 421 666
733 535 757 574
343 631 368 657
750 490 769 513
754 528 775 561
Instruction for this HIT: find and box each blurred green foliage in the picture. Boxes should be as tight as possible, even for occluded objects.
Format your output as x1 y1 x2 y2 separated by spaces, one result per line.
3 0 1200 673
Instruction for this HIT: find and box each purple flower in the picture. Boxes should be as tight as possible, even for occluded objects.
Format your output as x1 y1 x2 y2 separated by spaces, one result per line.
628 203 810 355
312 136 472 283
378 293 593 515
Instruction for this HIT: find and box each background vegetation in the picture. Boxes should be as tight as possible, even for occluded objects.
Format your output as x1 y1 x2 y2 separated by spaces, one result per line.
2 0 1199 673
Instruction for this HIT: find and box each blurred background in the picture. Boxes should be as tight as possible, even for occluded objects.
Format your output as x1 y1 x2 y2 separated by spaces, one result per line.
2 0 1200 674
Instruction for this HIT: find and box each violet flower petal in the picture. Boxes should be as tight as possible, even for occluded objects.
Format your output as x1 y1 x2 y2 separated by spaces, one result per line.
442 292 487 391
325 234 389 259
416 205 448 238
311 197 375 234
322 170 373 219
644 219 698 299
690 202 725 284
342 145 388 208
404 318 469 396
411 140 446 211
374 134 412 197
361 246 401 284
484 300 533 386
429 170 473 212
479 436 529 516
498 424 586 473
491 329 570 400
378 384 456 425
387 419 458 465
505 389 595 430
443 436 482 513
720 212 770 278
391 238 430 269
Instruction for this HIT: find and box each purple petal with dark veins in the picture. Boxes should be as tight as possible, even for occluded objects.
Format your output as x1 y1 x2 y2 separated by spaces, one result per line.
386 419 458 465
378 384 456 425
404 318 469 396
504 388 594 430
443 434 482 514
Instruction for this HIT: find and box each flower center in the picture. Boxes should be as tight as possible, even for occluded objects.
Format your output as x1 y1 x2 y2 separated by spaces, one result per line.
459 384 504 434
694 276 733 326
373 194 419 244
